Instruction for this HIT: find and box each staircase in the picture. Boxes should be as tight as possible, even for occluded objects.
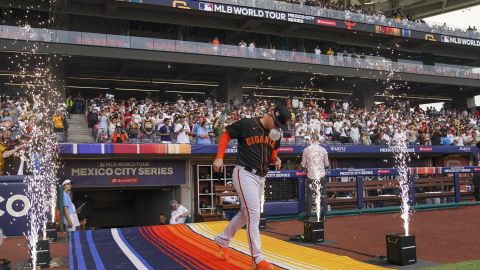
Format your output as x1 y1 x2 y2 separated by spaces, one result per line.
66 114 93 143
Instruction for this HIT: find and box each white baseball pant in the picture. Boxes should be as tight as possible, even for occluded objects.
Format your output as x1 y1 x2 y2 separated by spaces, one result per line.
215 165 265 264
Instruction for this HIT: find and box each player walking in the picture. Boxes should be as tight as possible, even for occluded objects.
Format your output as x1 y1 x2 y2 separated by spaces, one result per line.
213 105 291 270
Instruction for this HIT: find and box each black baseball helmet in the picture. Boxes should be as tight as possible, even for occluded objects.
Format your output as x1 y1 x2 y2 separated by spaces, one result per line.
273 104 291 131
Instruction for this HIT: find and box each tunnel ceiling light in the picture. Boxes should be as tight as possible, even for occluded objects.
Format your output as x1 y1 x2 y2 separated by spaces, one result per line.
66 85 110 90
165 90 206 95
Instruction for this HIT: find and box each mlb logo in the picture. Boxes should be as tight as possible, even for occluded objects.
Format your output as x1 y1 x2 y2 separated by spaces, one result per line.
199 2 214 11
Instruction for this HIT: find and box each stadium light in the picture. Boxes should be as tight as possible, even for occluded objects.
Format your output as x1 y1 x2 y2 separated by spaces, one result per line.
67 76 218 87
244 93 325 100
152 81 218 87
66 85 109 90
0 73 44 78
243 85 351 95
374 94 451 101
165 90 206 95
115 87 159 92
4 83 44 87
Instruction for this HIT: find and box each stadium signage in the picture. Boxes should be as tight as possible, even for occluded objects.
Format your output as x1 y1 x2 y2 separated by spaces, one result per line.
63 160 186 187
441 35 480 47
0 177 29 236
123 0 475 46
316 19 337 27
199 2 315 24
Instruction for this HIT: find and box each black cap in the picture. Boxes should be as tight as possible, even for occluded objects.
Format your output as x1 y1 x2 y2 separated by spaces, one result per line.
273 105 291 131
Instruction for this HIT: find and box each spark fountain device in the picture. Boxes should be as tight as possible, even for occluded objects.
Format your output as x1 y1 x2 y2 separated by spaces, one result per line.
386 233 416 265
386 133 416 266
302 140 325 243
304 219 324 243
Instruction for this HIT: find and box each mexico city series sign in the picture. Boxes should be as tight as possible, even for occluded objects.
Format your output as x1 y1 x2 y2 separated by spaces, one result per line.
63 160 186 187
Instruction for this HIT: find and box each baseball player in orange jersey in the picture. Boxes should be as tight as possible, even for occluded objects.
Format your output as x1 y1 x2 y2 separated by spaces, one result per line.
213 105 291 270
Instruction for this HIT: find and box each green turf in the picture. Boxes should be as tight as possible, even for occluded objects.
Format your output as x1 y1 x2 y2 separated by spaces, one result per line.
419 260 480 270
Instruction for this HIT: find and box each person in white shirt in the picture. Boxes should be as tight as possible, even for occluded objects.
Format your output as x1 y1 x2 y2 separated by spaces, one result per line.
174 116 191 144
169 200 190 225
301 135 329 221
342 101 349 112
350 123 360 144
292 97 299 108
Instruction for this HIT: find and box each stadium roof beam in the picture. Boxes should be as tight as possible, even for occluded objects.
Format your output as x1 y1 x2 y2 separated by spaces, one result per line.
402 0 480 18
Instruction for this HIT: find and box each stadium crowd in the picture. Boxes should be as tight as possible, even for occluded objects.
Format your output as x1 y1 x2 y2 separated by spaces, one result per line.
0 94 479 174
0 96 71 176
84 95 480 147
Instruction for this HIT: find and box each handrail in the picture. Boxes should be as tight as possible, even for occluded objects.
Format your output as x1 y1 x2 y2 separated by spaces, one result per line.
0 25 479 80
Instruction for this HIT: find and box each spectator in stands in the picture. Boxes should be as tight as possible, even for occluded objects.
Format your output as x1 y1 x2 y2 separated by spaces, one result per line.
127 116 140 139
159 213 168 225
169 200 189 225
88 108 99 129
53 110 65 133
0 129 10 175
248 41 256 57
212 36 220 53
174 116 191 144
407 124 418 146
361 131 371 145
142 114 155 140
314 46 321 61
5 101 18 121
111 125 128 144
2 135 29 176
96 110 109 143
193 120 213 145
66 96 74 118
158 118 174 143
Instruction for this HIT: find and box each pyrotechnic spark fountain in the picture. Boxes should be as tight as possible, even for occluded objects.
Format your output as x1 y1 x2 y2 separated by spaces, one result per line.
390 127 412 236
5 1 61 266
305 143 324 222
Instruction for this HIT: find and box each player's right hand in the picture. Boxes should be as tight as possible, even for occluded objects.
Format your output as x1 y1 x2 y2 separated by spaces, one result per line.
213 158 224 172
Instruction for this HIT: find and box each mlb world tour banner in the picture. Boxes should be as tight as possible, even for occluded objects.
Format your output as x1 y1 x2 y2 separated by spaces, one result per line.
121 0 479 47
62 160 187 187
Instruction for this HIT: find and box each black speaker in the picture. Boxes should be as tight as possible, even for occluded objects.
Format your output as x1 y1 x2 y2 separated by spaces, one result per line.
35 239 51 268
46 222 57 242
36 239 49 251
386 233 417 266
259 212 266 229
304 220 324 243
36 250 51 268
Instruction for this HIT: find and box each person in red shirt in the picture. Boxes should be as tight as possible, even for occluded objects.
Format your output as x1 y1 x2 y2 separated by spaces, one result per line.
111 126 128 144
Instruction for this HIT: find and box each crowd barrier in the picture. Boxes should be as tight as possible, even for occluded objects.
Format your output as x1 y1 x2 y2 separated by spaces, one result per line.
1 166 478 236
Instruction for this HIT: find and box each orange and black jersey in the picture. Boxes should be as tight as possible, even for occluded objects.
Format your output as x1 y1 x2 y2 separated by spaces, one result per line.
226 117 280 173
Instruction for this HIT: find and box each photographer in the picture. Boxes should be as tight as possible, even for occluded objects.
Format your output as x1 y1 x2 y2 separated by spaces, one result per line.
111 125 128 144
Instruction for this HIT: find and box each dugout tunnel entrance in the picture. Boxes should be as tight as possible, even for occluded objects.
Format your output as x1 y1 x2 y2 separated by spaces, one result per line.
60 158 190 228
71 187 179 229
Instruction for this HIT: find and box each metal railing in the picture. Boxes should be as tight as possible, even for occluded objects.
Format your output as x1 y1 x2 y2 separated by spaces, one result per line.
1 25 479 80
